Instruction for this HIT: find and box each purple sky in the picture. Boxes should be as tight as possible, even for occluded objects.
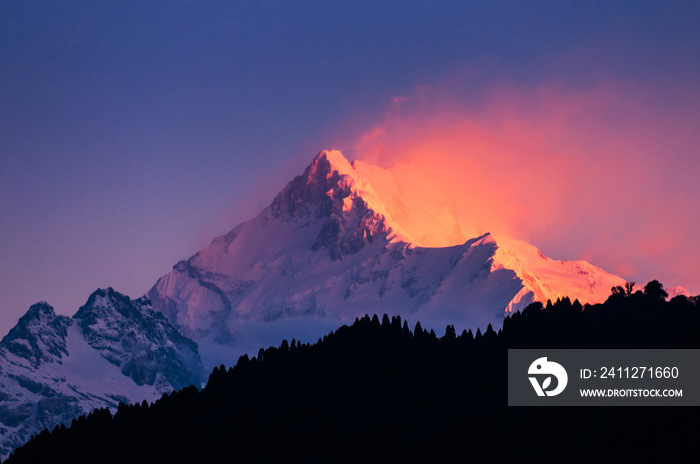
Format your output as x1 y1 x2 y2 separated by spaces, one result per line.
2 1 699 333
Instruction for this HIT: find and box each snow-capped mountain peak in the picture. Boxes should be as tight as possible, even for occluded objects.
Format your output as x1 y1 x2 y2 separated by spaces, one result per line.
148 150 626 369
73 287 203 389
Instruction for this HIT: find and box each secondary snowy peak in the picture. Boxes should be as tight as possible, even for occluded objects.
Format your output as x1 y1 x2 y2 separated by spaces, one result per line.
0 289 205 458
73 288 204 389
0 302 71 369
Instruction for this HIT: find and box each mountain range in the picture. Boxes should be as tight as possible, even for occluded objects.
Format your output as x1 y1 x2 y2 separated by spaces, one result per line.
1 149 627 455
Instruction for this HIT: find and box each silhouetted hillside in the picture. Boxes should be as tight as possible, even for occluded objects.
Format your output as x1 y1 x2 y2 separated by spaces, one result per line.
6 281 700 463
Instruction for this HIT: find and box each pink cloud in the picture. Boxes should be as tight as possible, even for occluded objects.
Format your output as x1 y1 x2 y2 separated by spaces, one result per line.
351 80 700 294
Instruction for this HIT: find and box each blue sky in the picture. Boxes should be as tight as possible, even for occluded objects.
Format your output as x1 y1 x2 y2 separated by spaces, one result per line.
1 1 699 332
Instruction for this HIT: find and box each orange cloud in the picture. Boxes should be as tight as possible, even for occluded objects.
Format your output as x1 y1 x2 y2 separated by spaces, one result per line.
351 80 700 294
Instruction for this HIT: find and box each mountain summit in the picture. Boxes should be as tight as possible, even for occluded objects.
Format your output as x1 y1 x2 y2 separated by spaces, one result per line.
148 150 625 367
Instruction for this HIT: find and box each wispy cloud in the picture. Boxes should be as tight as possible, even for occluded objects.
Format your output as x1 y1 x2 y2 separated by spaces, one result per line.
352 79 700 293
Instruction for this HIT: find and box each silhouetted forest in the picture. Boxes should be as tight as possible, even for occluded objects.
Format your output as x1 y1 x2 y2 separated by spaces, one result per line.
6 281 700 463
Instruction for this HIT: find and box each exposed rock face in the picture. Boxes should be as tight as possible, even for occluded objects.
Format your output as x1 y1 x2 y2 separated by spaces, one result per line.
74 288 202 389
1 303 71 369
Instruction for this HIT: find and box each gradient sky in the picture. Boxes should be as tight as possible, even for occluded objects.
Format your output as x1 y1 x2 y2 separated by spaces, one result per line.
1 1 699 333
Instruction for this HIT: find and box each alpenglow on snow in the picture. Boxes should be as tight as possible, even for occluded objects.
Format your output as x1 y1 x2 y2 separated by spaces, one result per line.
148 150 626 368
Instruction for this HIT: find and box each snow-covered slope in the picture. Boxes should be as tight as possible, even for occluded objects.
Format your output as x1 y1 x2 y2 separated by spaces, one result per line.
0 289 203 457
148 150 626 367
